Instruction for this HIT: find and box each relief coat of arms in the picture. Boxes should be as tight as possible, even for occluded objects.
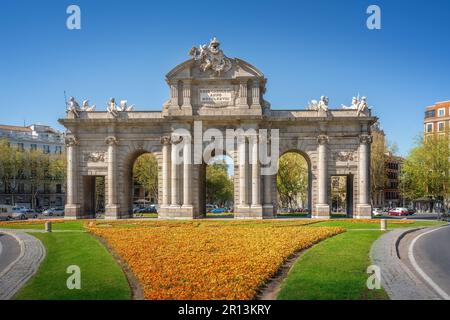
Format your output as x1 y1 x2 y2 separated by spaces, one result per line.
189 37 232 75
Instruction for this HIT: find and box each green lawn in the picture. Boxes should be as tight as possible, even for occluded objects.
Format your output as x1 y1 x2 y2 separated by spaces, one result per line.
277 220 447 300
11 222 131 300
1 220 85 231
2 219 446 300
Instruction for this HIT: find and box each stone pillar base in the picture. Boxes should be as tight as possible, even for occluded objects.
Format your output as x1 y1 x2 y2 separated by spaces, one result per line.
355 204 372 219
262 204 275 218
312 204 330 219
64 204 82 219
105 205 124 220
158 205 196 219
235 205 264 219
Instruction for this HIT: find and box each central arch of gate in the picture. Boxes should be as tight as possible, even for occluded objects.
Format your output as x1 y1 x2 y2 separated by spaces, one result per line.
60 39 376 220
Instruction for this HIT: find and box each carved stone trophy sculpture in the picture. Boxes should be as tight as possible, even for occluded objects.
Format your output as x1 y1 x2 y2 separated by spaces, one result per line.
81 100 96 112
317 96 329 112
107 97 119 117
119 100 134 112
342 97 359 109
357 96 369 116
189 37 232 75
307 96 329 112
67 97 81 118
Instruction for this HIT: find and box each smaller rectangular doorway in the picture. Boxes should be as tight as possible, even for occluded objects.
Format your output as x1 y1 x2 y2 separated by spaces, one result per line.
331 175 353 218
82 176 105 218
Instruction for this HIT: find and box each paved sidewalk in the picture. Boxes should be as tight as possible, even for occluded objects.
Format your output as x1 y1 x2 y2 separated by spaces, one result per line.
0 229 46 300
370 228 441 300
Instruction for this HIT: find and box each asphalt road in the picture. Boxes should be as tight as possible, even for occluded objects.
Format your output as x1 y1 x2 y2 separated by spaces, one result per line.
409 225 450 299
0 233 21 273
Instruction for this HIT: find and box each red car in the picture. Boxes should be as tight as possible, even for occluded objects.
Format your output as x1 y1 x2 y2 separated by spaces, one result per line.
388 208 409 216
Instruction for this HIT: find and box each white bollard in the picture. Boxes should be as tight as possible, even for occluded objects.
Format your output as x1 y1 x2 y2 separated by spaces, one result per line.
45 221 52 233
380 219 387 231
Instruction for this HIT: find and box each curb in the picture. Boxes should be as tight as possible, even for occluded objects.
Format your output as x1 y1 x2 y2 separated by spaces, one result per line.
0 229 46 300
370 227 441 300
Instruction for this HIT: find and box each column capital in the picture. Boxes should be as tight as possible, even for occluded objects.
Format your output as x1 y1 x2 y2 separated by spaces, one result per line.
160 135 172 145
359 134 373 145
170 134 184 145
105 136 118 146
65 136 78 147
317 134 329 145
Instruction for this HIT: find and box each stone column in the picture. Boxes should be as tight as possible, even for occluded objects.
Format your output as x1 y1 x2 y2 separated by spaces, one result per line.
238 136 248 206
251 80 261 108
314 134 330 218
251 136 261 207
171 137 181 206
356 134 373 218
182 135 192 207
170 82 178 106
161 136 171 207
238 80 248 107
105 136 120 219
64 136 80 219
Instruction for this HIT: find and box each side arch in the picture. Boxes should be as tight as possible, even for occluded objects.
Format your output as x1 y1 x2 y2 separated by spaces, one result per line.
276 149 313 216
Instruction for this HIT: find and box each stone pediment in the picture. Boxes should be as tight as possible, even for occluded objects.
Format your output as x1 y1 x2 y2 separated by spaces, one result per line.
165 58 265 82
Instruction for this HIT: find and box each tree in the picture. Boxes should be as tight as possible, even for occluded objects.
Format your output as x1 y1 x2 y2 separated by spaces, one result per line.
205 161 233 206
25 149 50 209
133 153 159 202
370 128 388 205
400 133 450 209
276 153 308 209
0 138 25 205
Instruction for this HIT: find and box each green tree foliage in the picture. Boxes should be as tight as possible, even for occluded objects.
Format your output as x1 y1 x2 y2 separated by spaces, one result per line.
371 129 388 199
206 160 233 206
277 152 308 209
0 138 66 208
400 134 450 205
0 139 25 204
133 153 159 202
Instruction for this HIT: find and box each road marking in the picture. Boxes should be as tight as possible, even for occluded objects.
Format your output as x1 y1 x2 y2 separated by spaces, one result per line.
408 226 450 300
0 237 3 257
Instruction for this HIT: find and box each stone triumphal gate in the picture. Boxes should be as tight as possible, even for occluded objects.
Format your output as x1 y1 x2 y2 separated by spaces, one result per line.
60 38 376 220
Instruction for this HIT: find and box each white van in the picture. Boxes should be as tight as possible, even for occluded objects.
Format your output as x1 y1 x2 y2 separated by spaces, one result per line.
0 205 14 221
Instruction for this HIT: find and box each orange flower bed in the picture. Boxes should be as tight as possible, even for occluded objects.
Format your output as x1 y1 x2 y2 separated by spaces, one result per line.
87 220 343 300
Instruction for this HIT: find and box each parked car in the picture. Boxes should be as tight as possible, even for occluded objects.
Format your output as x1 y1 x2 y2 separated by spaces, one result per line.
137 206 157 214
206 204 215 212
11 209 39 220
210 208 226 214
388 207 409 216
42 207 65 216
372 208 384 216
0 205 14 221
407 208 416 215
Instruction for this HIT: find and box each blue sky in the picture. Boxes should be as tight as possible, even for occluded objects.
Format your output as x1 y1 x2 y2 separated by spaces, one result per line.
0 0 449 156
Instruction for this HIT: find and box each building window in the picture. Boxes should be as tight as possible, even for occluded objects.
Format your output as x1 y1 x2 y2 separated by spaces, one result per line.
56 184 62 194
425 110 435 118
17 143 24 151
30 144 37 151
44 183 51 194
18 183 25 193
55 146 62 154
43 145 50 154
438 108 445 117
426 123 433 133
56 197 62 206
438 121 445 132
